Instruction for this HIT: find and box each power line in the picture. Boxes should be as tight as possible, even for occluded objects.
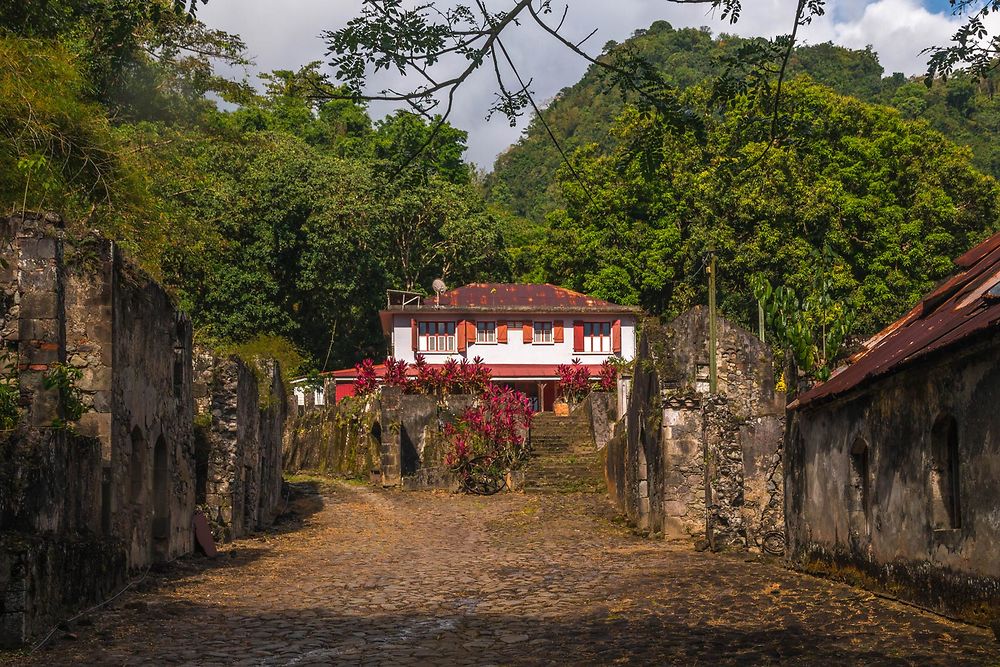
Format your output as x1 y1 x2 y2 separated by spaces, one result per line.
494 37 600 210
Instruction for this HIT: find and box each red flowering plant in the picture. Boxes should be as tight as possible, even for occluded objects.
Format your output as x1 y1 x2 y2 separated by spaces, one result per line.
354 358 379 396
444 384 533 494
454 356 492 394
412 354 444 395
383 357 411 392
556 358 591 403
596 359 618 392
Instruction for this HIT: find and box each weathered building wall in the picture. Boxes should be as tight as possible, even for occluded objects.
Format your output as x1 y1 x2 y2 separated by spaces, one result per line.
377 390 476 491
193 349 286 542
786 332 1000 624
256 360 287 529
282 399 381 479
607 308 785 553
581 392 616 450
606 334 662 532
0 214 288 645
110 255 195 567
0 213 194 645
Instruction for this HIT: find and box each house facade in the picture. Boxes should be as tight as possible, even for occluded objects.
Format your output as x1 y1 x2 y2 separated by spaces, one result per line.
332 283 639 410
785 231 1000 623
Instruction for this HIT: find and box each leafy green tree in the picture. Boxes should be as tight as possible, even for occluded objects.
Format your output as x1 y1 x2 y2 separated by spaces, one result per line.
539 78 1000 341
0 0 246 120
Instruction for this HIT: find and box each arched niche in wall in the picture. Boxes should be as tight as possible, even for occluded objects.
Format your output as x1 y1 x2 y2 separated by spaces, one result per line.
129 426 146 505
930 414 961 531
152 435 171 560
847 436 871 538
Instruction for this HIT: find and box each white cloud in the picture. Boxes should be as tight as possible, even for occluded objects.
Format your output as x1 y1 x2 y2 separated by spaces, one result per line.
198 0 970 168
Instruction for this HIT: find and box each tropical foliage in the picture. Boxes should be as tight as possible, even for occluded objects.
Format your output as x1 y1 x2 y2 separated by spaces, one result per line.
530 78 1000 343
444 385 534 495
5 4 1000 382
353 355 494 397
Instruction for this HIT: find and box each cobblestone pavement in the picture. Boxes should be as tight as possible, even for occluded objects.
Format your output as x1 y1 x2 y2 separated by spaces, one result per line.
12 481 1000 666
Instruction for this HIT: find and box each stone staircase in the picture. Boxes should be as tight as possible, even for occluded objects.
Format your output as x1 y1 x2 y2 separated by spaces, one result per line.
523 412 605 493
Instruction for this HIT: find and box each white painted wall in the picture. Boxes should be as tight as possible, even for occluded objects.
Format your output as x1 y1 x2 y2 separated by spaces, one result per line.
390 313 637 367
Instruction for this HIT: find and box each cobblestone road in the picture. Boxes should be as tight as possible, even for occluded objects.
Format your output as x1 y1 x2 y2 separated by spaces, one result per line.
14 481 1000 666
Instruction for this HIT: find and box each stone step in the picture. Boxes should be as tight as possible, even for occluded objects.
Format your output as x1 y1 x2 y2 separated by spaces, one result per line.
530 438 591 445
522 447 605 494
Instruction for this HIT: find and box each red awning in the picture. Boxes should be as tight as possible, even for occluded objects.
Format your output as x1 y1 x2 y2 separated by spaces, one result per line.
329 362 605 381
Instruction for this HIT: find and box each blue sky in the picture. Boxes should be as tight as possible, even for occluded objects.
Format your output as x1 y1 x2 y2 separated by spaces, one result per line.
199 0 987 167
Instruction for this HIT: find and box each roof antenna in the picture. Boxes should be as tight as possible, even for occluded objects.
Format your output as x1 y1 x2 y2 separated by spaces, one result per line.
432 278 447 309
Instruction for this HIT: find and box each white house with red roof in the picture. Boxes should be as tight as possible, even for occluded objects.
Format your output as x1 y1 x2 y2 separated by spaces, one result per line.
330 283 640 411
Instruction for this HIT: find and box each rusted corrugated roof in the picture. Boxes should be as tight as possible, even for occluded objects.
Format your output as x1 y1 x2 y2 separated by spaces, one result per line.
378 283 639 334
437 283 628 310
386 283 638 313
790 231 1000 411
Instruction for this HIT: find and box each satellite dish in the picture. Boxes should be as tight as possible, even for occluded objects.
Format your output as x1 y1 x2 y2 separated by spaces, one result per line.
432 278 447 295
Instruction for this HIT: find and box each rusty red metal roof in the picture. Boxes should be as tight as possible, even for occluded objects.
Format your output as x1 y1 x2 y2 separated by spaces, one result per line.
385 283 638 313
379 283 639 335
437 283 629 310
791 230 1000 411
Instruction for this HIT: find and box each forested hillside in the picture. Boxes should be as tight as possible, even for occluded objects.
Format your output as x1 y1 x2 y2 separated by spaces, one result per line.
488 20 1000 225
3 6 999 376
0 2 510 371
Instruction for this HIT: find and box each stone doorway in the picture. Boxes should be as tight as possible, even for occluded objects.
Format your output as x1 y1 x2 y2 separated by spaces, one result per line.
152 436 170 561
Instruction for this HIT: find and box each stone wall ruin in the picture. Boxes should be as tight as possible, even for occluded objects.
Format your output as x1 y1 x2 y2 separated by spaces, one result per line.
193 350 287 542
0 213 287 645
605 307 785 553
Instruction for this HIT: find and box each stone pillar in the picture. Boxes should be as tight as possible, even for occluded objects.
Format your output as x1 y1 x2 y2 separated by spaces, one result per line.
704 395 748 551
204 357 244 540
12 215 65 427
661 395 707 540
379 387 402 487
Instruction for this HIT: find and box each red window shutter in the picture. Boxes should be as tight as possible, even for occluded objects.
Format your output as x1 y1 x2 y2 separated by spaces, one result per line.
553 321 564 343
612 319 622 354
457 320 468 353
573 320 584 353
411 319 418 352
523 322 533 342
467 321 477 345
497 321 508 344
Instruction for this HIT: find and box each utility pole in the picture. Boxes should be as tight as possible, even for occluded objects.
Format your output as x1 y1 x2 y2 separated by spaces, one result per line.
707 249 718 394
758 300 765 344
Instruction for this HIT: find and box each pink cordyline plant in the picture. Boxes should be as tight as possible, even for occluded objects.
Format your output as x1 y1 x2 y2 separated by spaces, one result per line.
556 358 591 402
354 358 379 396
444 384 533 490
383 357 411 391
354 354 496 398
597 359 618 392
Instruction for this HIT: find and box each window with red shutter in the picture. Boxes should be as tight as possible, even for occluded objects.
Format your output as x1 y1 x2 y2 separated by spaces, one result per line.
457 319 468 352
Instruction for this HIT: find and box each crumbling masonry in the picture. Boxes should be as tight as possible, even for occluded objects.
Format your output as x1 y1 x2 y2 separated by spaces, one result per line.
0 214 286 646
193 350 286 541
605 307 785 553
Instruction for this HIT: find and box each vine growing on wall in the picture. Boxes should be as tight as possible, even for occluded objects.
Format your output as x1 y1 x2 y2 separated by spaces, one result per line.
42 362 87 429
0 350 19 431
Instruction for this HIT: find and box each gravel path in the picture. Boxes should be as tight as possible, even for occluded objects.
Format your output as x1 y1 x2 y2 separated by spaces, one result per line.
13 480 999 665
